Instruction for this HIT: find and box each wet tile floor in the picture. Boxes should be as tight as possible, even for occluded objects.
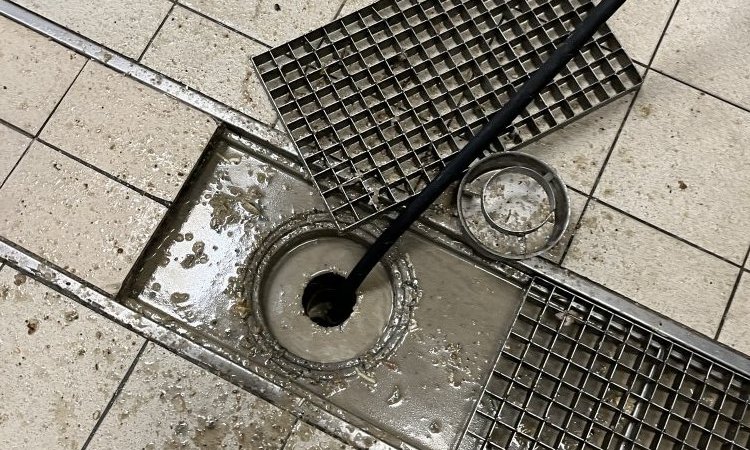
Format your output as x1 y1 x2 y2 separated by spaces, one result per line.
1 0 749 448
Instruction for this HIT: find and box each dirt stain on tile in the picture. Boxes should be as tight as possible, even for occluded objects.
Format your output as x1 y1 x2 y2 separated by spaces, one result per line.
25 318 39 334
13 273 27 285
638 104 652 118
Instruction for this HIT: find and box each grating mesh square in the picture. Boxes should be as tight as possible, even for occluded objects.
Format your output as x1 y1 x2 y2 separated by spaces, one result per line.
254 0 641 229
459 278 750 450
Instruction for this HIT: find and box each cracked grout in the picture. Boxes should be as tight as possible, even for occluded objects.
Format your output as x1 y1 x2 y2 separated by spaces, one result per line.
558 0 683 266
79 340 150 450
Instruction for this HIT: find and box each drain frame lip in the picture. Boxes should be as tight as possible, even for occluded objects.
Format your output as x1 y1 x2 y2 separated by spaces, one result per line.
242 211 418 380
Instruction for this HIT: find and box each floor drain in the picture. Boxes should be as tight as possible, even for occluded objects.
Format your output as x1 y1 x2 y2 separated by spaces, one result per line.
241 212 419 379
301 272 355 327
460 278 750 450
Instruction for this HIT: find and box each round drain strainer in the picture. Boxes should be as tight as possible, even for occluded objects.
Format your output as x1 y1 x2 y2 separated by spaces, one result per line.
241 212 419 380
457 153 570 260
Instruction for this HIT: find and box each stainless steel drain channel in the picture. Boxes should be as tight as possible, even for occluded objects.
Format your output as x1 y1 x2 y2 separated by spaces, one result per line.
254 0 641 229
461 278 750 450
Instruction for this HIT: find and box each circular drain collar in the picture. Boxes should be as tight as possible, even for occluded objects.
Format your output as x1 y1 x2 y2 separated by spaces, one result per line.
241 212 419 380
458 153 570 260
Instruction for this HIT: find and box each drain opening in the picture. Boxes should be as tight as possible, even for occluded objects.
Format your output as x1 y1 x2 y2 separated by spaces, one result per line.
301 272 355 328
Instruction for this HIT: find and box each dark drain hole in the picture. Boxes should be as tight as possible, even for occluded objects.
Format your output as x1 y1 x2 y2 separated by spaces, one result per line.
301 273 355 327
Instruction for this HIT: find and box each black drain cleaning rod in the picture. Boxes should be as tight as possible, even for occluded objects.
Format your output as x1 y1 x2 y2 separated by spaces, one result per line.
344 0 627 294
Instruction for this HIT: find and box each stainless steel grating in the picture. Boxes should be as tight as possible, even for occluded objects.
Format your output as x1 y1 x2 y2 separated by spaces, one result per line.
254 0 641 229
460 278 750 450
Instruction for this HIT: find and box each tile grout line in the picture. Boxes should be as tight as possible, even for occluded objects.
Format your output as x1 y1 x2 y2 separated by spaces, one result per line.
558 0 682 266
174 1 272 50
334 0 350 19
279 418 300 449
589 197 746 270
79 340 150 450
0 53 173 208
714 246 750 341
647 66 750 115
38 137 172 208
0 59 89 190
136 1 177 63
0 1 283 146
0 235 118 299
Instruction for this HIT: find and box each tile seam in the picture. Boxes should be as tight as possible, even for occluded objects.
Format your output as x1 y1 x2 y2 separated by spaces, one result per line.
559 0 683 265
79 340 150 450
0 59 89 190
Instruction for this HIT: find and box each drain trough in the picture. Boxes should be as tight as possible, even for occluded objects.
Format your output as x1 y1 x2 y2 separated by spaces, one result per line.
461 278 750 450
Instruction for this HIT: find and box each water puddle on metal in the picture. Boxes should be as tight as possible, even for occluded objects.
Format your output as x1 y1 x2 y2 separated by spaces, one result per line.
118 128 524 450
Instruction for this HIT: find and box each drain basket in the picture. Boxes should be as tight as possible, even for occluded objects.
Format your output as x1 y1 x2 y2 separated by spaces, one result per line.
459 278 750 450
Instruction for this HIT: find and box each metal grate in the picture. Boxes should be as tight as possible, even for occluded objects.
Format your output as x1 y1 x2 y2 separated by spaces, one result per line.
460 278 750 450
254 0 641 229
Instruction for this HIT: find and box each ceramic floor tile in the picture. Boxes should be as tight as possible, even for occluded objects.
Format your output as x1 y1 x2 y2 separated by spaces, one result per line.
719 272 750 356
543 189 588 264
180 0 342 47
283 421 353 450
564 202 737 336
86 343 296 450
14 0 172 59
0 142 166 294
604 0 678 64
596 73 750 264
41 62 217 201
0 17 86 134
338 0 376 17
0 122 31 183
142 6 276 125
653 0 750 109
0 267 144 450
520 94 633 194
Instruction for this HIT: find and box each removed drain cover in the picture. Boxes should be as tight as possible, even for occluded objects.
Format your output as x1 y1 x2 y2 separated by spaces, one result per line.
458 153 569 260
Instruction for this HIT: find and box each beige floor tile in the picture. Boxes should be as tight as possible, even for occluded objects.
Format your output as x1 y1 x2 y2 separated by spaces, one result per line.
543 189 588 264
596 73 750 264
0 142 165 294
86 343 296 450
0 267 144 450
41 62 216 201
564 202 737 336
0 17 85 134
605 0 678 64
0 123 31 183
520 94 633 193
339 0 376 17
142 6 276 125
14 0 172 59
653 0 750 109
283 421 353 450
719 272 750 356
181 0 341 46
